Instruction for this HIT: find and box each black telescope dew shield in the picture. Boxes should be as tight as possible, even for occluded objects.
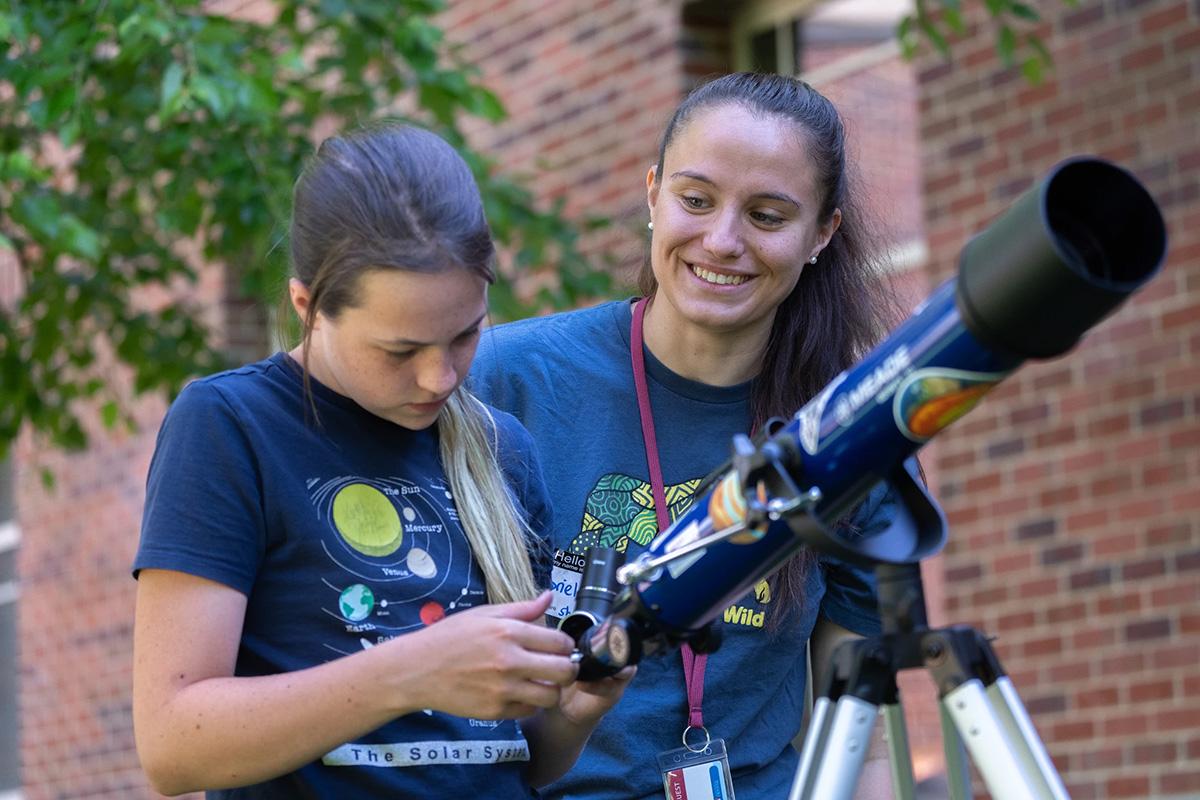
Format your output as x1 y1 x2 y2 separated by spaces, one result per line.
567 157 1167 679
957 157 1167 359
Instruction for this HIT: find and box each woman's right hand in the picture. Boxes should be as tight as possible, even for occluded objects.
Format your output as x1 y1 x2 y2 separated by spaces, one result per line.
388 591 578 720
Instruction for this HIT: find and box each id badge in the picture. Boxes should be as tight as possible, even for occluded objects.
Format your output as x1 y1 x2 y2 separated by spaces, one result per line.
658 736 736 800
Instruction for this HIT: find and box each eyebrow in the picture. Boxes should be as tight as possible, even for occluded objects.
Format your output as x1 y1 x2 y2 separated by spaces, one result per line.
381 311 487 347
669 170 802 209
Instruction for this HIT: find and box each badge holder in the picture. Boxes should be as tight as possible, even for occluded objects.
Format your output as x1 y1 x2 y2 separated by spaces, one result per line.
658 728 736 800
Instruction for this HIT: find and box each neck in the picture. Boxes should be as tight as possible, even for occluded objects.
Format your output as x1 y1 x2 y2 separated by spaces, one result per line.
639 297 770 387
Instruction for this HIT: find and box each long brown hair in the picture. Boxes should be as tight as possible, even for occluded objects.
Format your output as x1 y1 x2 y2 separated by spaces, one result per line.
641 74 898 623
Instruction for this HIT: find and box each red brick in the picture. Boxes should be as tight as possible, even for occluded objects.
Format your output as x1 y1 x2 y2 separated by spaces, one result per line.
1131 740 1178 764
1075 623 1118 652
1092 531 1140 557
1156 707 1200 733
1107 776 1151 798
1173 23 1200 54
1098 591 1142 616
1023 635 1064 658
1152 642 1200 669
1121 42 1166 71
1102 713 1150 737
1140 4 1190 34
1129 679 1175 703
1076 686 1120 710
994 551 1034 574
1160 771 1200 795
1052 719 1096 742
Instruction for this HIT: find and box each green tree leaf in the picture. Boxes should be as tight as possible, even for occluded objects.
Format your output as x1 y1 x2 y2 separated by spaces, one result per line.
0 0 614 460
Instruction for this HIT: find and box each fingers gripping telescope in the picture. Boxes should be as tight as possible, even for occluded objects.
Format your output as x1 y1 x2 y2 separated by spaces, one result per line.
565 157 1167 680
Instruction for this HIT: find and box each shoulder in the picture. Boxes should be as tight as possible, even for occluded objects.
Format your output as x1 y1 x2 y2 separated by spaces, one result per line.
157 356 298 449
477 300 631 360
171 356 289 413
470 300 633 396
480 401 536 453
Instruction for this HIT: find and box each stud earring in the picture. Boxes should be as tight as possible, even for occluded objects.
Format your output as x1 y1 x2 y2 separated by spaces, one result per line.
809 254 818 264
648 221 654 231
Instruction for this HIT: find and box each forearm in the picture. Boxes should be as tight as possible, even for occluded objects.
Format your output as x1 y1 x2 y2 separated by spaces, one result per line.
135 644 419 794
521 706 596 788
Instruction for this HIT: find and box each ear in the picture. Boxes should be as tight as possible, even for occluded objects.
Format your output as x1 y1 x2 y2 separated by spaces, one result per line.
812 208 843 260
646 164 660 217
288 278 313 325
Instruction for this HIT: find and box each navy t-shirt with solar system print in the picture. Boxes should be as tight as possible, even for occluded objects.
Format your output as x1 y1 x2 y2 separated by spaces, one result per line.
134 352 552 799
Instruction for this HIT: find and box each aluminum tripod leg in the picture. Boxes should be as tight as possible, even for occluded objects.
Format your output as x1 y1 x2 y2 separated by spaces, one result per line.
788 695 879 800
942 677 1070 800
882 702 917 800
940 703 972 800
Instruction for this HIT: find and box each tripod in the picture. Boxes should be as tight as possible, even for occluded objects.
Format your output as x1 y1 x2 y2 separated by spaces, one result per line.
789 562 1070 800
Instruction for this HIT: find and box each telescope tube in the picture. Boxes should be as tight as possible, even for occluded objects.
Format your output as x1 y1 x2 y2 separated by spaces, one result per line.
576 157 1166 670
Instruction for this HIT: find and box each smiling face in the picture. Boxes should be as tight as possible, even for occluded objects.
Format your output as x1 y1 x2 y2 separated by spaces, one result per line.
290 267 488 430
646 102 840 343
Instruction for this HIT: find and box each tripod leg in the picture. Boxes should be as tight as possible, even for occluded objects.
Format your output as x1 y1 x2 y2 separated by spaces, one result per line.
788 696 879 800
943 679 1069 800
939 704 972 800
989 677 1071 799
791 696 835 799
881 702 917 800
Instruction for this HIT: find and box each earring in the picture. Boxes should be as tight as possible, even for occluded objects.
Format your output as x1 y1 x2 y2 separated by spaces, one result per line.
648 221 654 231
809 254 818 264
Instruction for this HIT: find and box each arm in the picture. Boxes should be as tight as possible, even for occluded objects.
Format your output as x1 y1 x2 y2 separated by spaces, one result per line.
522 666 636 787
810 617 895 800
133 571 576 796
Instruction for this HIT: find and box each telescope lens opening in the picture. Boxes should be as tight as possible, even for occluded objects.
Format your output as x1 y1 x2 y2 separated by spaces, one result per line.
1044 160 1166 289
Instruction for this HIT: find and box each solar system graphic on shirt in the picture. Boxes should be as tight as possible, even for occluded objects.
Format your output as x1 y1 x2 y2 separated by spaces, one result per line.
307 475 484 655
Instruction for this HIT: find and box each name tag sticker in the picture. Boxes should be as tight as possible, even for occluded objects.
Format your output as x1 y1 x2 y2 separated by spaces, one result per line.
549 549 584 620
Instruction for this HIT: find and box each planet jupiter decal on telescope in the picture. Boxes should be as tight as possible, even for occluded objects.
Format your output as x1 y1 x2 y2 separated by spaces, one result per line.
893 368 1002 442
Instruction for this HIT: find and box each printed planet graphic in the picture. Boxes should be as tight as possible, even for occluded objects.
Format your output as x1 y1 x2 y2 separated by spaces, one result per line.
420 601 446 626
339 583 375 622
894 369 1000 441
332 483 403 556
406 547 437 578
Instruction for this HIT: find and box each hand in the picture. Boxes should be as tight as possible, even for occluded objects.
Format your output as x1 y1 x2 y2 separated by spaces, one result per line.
556 665 637 728
391 591 578 720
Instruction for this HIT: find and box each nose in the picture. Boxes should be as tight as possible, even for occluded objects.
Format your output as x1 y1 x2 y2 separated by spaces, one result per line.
702 208 744 260
415 348 459 397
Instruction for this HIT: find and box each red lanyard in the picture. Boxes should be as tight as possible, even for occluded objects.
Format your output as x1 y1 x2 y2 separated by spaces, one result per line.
630 297 707 729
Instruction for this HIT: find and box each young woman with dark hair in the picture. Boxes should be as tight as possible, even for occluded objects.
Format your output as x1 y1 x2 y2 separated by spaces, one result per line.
132 122 631 799
471 73 910 799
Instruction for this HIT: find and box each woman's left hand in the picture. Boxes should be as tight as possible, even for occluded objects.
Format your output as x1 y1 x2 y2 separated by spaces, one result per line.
522 664 637 787
556 666 637 728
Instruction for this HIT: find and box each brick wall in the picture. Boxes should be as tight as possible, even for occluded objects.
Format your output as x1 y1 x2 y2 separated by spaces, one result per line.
14 287 227 798
15 398 168 800
440 0 690 289
916 1 1200 797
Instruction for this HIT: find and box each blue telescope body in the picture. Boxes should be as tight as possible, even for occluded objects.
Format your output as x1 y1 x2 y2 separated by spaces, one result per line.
569 157 1167 676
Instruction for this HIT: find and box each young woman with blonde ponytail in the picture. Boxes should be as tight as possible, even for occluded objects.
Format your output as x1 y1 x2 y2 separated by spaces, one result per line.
132 122 631 799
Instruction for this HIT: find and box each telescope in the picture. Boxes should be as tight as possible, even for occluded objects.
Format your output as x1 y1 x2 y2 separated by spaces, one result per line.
563 156 1167 680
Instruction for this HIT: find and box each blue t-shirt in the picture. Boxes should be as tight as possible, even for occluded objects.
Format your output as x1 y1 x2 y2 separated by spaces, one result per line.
470 300 888 800
134 352 552 799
